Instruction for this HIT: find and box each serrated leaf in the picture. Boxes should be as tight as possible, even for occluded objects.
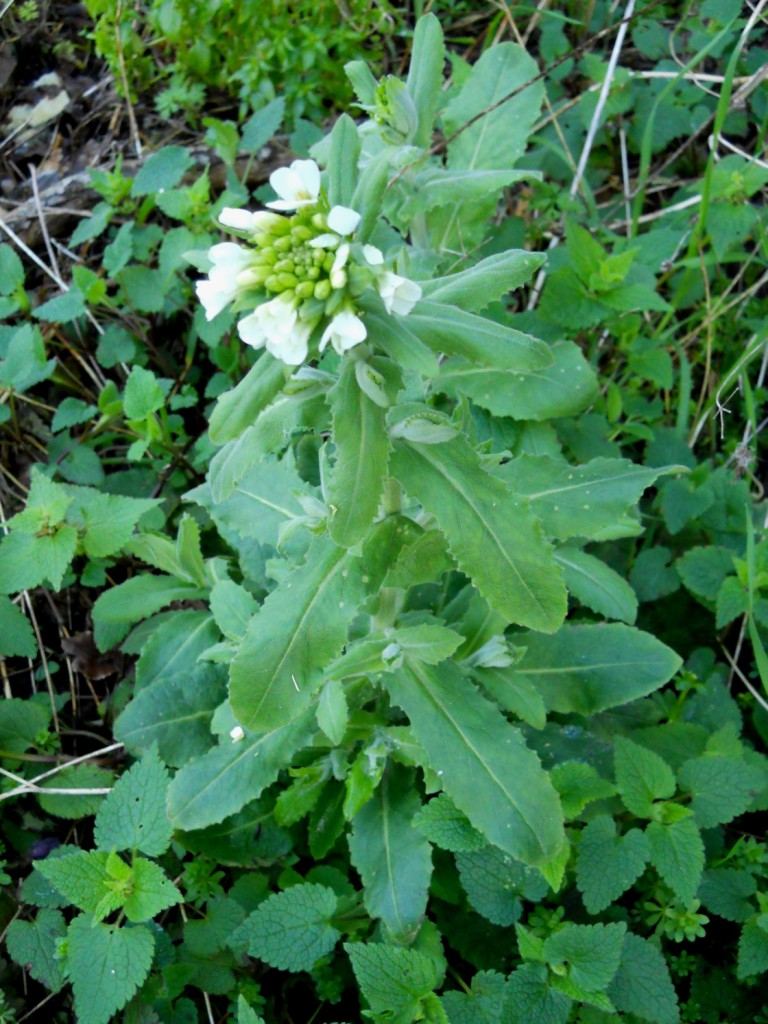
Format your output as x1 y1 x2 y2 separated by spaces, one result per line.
737 917 768 978
209 580 258 642
390 437 566 632
420 250 545 311
346 942 439 1024
386 660 565 866
576 815 650 914
348 766 432 943
436 342 597 421
456 845 548 926
699 869 757 923
67 915 154 1024
239 883 339 972
614 737 676 818
550 762 616 818
677 752 766 827
505 963 572 1024
122 857 182 922
607 932 680 1024
0 526 78 593
646 817 704 905
675 545 735 602
441 970 509 1024
543 923 626 993
413 793 486 852
555 546 638 624
131 145 193 195
6 909 67 992
473 666 547 730
134 610 220 691
167 710 314 830
404 168 533 218
0 595 36 657
94 746 172 856
509 623 681 715
241 96 285 152
0 324 56 393
327 356 395 547
0 697 50 754
230 537 366 731
498 456 673 541
37 850 123 917
69 491 159 559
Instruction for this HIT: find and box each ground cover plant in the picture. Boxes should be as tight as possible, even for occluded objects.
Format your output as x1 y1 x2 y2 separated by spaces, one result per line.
1 2 768 1022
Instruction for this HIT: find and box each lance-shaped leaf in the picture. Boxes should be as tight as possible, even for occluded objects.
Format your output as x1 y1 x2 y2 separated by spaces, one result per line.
229 537 367 731
327 114 360 207
167 710 314 830
508 624 682 715
386 660 565 866
498 455 679 541
349 766 432 943
554 546 638 624
407 300 551 372
419 249 546 311
401 168 535 219
92 576 207 651
390 437 566 633
326 357 398 548
359 293 439 378
208 355 290 445
405 13 444 147
435 341 597 421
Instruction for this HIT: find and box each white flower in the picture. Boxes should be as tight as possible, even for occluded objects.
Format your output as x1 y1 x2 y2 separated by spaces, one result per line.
327 205 361 235
329 243 350 290
230 726 245 742
376 271 422 316
218 207 285 235
320 310 367 355
363 245 384 266
267 159 321 210
237 293 313 366
195 242 255 320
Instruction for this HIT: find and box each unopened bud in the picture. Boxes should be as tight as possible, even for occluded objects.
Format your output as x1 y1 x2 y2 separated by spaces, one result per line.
314 279 332 301
296 280 316 299
274 235 293 252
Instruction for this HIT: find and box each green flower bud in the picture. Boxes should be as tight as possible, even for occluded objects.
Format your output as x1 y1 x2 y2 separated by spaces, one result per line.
258 246 278 265
314 279 332 301
274 258 295 274
322 251 336 273
307 266 321 280
312 250 326 267
311 213 327 231
275 272 299 289
264 274 283 292
296 280 316 299
274 235 293 252
291 225 314 243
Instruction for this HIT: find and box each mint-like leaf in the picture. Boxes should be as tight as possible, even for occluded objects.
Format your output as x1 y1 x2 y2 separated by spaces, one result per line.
615 736 676 818
240 883 339 972
67 915 154 1024
576 815 649 914
94 745 172 856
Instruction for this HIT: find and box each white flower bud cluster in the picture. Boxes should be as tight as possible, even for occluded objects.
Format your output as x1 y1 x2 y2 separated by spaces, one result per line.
195 159 422 366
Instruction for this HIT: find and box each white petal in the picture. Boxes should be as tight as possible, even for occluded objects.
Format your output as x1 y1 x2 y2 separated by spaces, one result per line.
230 726 245 742
327 205 361 236
268 159 321 210
332 243 350 275
209 242 253 273
363 245 384 266
218 208 257 231
266 320 312 365
293 159 321 198
237 311 267 349
196 279 231 321
265 198 303 211
308 233 340 249
321 310 367 355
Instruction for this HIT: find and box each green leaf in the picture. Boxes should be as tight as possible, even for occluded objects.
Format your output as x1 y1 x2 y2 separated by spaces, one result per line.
37 764 112 819
122 857 182 922
676 545 735 602
123 366 165 419
677 752 766 827
390 437 566 633
403 168 534 218
359 293 440 377
210 580 259 642
70 491 159 559
607 932 680 1024
497 456 672 541
239 883 339 972
395 624 464 664
208 356 290 446
408 300 552 372
420 250 545 311
37 850 123 917
94 746 172 856
456 845 548 926
67 915 154 1024
349 767 432 943
412 793 485 852
614 736 676 818
119 265 166 313
92 575 207 651
0 243 24 294
699 869 757 923
205 455 314 533
167 710 314 830
406 13 445 147
316 679 348 745
345 942 439 1024
473 667 547 730
241 97 285 152
550 762 616 818
436 342 597 421
441 970 509 1024
555 546 638 624
386 660 565 866
229 537 366 731
646 817 704 905
0 324 56 393
576 816 650 915
134 611 220 690
737 917 768 978
505 963 572 1024
6 909 67 993
327 114 360 207
33 289 87 323
508 624 682 715
131 145 193 195
0 697 50 754
0 595 36 657
0 526 78 593
327 356 395 547
543 922 626 993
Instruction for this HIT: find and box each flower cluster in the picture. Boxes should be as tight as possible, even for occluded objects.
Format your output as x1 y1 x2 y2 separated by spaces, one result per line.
196 159 422 366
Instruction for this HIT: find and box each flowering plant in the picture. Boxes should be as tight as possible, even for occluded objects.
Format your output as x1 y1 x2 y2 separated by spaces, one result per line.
196 157 421 365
